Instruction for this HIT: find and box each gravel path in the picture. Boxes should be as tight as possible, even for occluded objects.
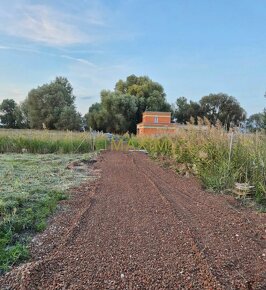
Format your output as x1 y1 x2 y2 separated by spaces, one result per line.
1 151 265 289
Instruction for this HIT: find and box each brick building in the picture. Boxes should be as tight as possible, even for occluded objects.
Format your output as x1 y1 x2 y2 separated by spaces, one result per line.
137 111 176 135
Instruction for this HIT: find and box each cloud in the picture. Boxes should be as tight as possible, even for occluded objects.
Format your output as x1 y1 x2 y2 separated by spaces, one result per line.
0 44 43 54
0 86 28 102
60 55 97 67
0 4 94 46
0 1 138 47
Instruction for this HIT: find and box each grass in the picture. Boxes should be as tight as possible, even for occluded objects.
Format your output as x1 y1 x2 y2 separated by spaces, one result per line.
129 124 266 206
0 153 94 272
0 129 108 153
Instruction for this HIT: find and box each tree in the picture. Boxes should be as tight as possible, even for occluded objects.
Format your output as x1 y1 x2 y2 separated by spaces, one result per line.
25 77 76 129
101 91 138 133
246 112 265 132
264 109 266 132
86 75 171 133
19 100 30 128
174 97 203 124
174 97 189 124
84 103 103 131
85 91 138 133
0 99 26 128
115 75 171 130
199 93 246 128
55 105 82 131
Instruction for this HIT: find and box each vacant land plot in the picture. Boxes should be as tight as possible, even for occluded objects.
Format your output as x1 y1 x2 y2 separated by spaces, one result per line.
0 153 94 272
1 151 265 289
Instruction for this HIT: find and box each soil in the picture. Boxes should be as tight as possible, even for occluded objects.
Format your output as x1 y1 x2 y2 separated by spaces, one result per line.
1 151 265 289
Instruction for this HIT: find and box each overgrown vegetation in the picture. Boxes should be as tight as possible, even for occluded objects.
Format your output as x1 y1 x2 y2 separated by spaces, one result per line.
128 122 266 206
0 153 93 272
0 129 108 154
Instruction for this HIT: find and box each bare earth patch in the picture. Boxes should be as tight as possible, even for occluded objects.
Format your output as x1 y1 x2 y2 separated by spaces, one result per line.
1 151 265 289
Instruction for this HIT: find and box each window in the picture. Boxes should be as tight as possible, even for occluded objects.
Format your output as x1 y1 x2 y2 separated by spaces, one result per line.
154 116 158 123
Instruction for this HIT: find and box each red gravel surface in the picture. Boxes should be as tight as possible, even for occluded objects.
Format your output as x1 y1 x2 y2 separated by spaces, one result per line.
1 151 266 289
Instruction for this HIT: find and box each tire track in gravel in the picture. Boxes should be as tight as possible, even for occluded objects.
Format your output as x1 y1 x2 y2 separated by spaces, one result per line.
130 154 223 289
131 153 266 289
0 151 265 290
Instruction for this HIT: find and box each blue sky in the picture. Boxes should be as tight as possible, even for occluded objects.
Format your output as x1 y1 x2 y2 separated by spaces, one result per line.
0 0 265 116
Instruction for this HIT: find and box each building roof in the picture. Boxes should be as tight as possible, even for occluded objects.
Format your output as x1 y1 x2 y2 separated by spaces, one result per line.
143 111 171 115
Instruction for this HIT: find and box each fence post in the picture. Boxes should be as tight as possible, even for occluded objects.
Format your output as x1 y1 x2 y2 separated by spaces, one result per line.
228 132 234 171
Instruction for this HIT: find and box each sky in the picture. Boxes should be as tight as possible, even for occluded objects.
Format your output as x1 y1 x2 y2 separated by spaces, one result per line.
0 0 265 116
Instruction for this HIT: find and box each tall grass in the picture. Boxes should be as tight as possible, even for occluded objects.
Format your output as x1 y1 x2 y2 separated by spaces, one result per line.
0 129 108 153
130 125 266 204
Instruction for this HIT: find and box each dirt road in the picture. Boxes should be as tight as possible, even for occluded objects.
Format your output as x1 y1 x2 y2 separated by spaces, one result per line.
1 151 266 289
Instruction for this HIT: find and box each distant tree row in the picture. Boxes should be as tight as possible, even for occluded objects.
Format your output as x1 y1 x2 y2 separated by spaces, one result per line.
173 94 265 132
0 77 82 130
173 94 247 129
0 75 265 132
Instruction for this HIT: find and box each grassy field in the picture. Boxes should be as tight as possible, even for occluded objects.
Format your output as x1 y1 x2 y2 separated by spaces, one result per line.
0 129 107 153
0 153 94 272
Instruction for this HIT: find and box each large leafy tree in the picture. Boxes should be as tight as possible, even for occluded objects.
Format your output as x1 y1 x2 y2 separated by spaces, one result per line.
174 97 203 124
246 113 264 132
85 91 138 133
84 103 103 131
0 99 26 128
55 105 82 131
199 93 246 128
86 75 171 133
25 77 79 129
115 75 171 128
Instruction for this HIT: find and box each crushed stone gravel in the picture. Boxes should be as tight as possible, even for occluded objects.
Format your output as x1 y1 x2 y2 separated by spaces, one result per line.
1 151 265 289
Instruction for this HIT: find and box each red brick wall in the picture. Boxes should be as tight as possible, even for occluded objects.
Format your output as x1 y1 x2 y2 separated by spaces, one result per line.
139 127 176 135
143 113 171 124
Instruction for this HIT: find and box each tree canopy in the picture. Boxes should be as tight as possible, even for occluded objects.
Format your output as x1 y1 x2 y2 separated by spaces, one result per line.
86 75 171 133
174 97 203 124
1 75 261 133
174 93 246 128
199 93 246 128
24 77 81 130
246 112 265 132
0 99 26 128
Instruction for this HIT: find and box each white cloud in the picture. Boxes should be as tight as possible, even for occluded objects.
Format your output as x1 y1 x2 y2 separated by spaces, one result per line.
60 55 97 67
0 4 95 46
0 1 137 47
0 86 28 103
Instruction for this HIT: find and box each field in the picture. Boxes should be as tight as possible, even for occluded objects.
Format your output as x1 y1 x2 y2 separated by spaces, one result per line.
0 129 107 153
0 152 94 272
0 127 265 274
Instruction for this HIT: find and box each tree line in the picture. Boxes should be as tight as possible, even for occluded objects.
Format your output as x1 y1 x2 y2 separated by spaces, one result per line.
0 77 82 131
0 75 265 133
